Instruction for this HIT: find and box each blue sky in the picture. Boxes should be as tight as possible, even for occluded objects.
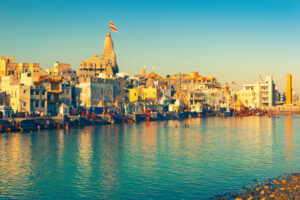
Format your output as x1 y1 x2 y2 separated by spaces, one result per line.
1 0 300 92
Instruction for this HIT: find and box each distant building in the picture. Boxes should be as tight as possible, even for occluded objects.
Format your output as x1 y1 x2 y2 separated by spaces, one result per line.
188 90 206 105
19 84 47 115
286 74 292 104
162 72 220 92
238 75 275 108
47 62 76 85
0 56 40 77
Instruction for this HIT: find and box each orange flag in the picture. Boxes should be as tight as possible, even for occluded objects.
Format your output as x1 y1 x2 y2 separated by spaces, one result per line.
110 21 118 32
232 81 236 85
260 74 264 82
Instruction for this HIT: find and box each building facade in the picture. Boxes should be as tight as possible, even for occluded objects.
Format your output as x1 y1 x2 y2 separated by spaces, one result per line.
0 56 40 77
238 75 275 108
76 78 114 108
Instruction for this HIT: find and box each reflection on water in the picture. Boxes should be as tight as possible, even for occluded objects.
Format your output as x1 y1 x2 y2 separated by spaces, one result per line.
0 116 300 199
0 133 32 198
285 116 293 162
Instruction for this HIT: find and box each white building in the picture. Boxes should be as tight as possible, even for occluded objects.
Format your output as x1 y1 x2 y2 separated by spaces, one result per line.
202 89 224 107
76 79 114 108
59 103 70 116
238 75 275 108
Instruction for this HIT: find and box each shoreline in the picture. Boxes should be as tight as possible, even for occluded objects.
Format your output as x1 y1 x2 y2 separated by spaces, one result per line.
213 172 300 200
0 112 296 134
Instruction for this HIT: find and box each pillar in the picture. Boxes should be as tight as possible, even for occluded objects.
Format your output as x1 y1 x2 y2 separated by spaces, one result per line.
286 74 292 104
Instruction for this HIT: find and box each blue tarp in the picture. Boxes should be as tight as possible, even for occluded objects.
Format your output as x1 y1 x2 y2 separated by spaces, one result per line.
90 107 104 114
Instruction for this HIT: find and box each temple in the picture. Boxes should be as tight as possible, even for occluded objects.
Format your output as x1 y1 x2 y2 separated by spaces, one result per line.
78 32 119 78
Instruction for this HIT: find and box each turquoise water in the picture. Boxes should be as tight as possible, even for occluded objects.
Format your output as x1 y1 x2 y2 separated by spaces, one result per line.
0 116 299 199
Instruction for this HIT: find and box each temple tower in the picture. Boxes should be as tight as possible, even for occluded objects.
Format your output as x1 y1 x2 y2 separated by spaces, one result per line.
101 32 119 74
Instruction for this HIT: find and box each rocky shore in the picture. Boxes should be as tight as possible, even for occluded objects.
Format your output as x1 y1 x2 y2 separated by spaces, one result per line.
213 172 300 200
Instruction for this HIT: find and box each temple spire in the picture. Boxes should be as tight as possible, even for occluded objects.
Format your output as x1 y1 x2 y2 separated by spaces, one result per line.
101 31 118 74
102 31 114 55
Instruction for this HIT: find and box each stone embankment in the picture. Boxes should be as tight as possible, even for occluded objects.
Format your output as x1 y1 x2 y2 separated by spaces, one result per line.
214 172 300 200
266 105 300 115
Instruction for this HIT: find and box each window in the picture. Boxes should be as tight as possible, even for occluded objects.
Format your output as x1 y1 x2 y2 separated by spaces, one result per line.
35 101 39 107
41 101 45 107
42 91 45 95
36 90 39 95
31 90 34 95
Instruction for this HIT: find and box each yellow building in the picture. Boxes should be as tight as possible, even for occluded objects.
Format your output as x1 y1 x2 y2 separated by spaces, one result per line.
286 74 292 105
0 56 40 77
142 87 159 101
128 86 143 102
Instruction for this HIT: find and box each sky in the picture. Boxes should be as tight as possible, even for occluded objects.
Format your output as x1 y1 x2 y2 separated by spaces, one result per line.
1 0 300 93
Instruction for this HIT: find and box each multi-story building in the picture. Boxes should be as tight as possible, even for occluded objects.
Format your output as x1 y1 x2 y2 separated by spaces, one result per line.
0 75 20 90
0 91 9 106
238 75 275 108
0 56 40 77
141 87 161 102
47 62 76 85
162 72 220 92
61 81 72 106
76 77 114 108
128 86 143 102
38 75 64 115
128 84 172 103
188 91 206 105
1 73 47 114
19 84 47 114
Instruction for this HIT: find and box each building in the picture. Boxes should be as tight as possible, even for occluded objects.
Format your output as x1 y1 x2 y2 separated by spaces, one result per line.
0 105 13 118
0 73 47 115
0 56 40 77
76 77 114 108
128 84 171 103
128 86 143 102
59 103 70 116
188 90 206 105
162 72 220 92
78 32 119 78
19 84 47 115
0 91 9 106
38 75 65 115
238 75 275 108
47 62 76 85
286 74 292 104
0 75 20 90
